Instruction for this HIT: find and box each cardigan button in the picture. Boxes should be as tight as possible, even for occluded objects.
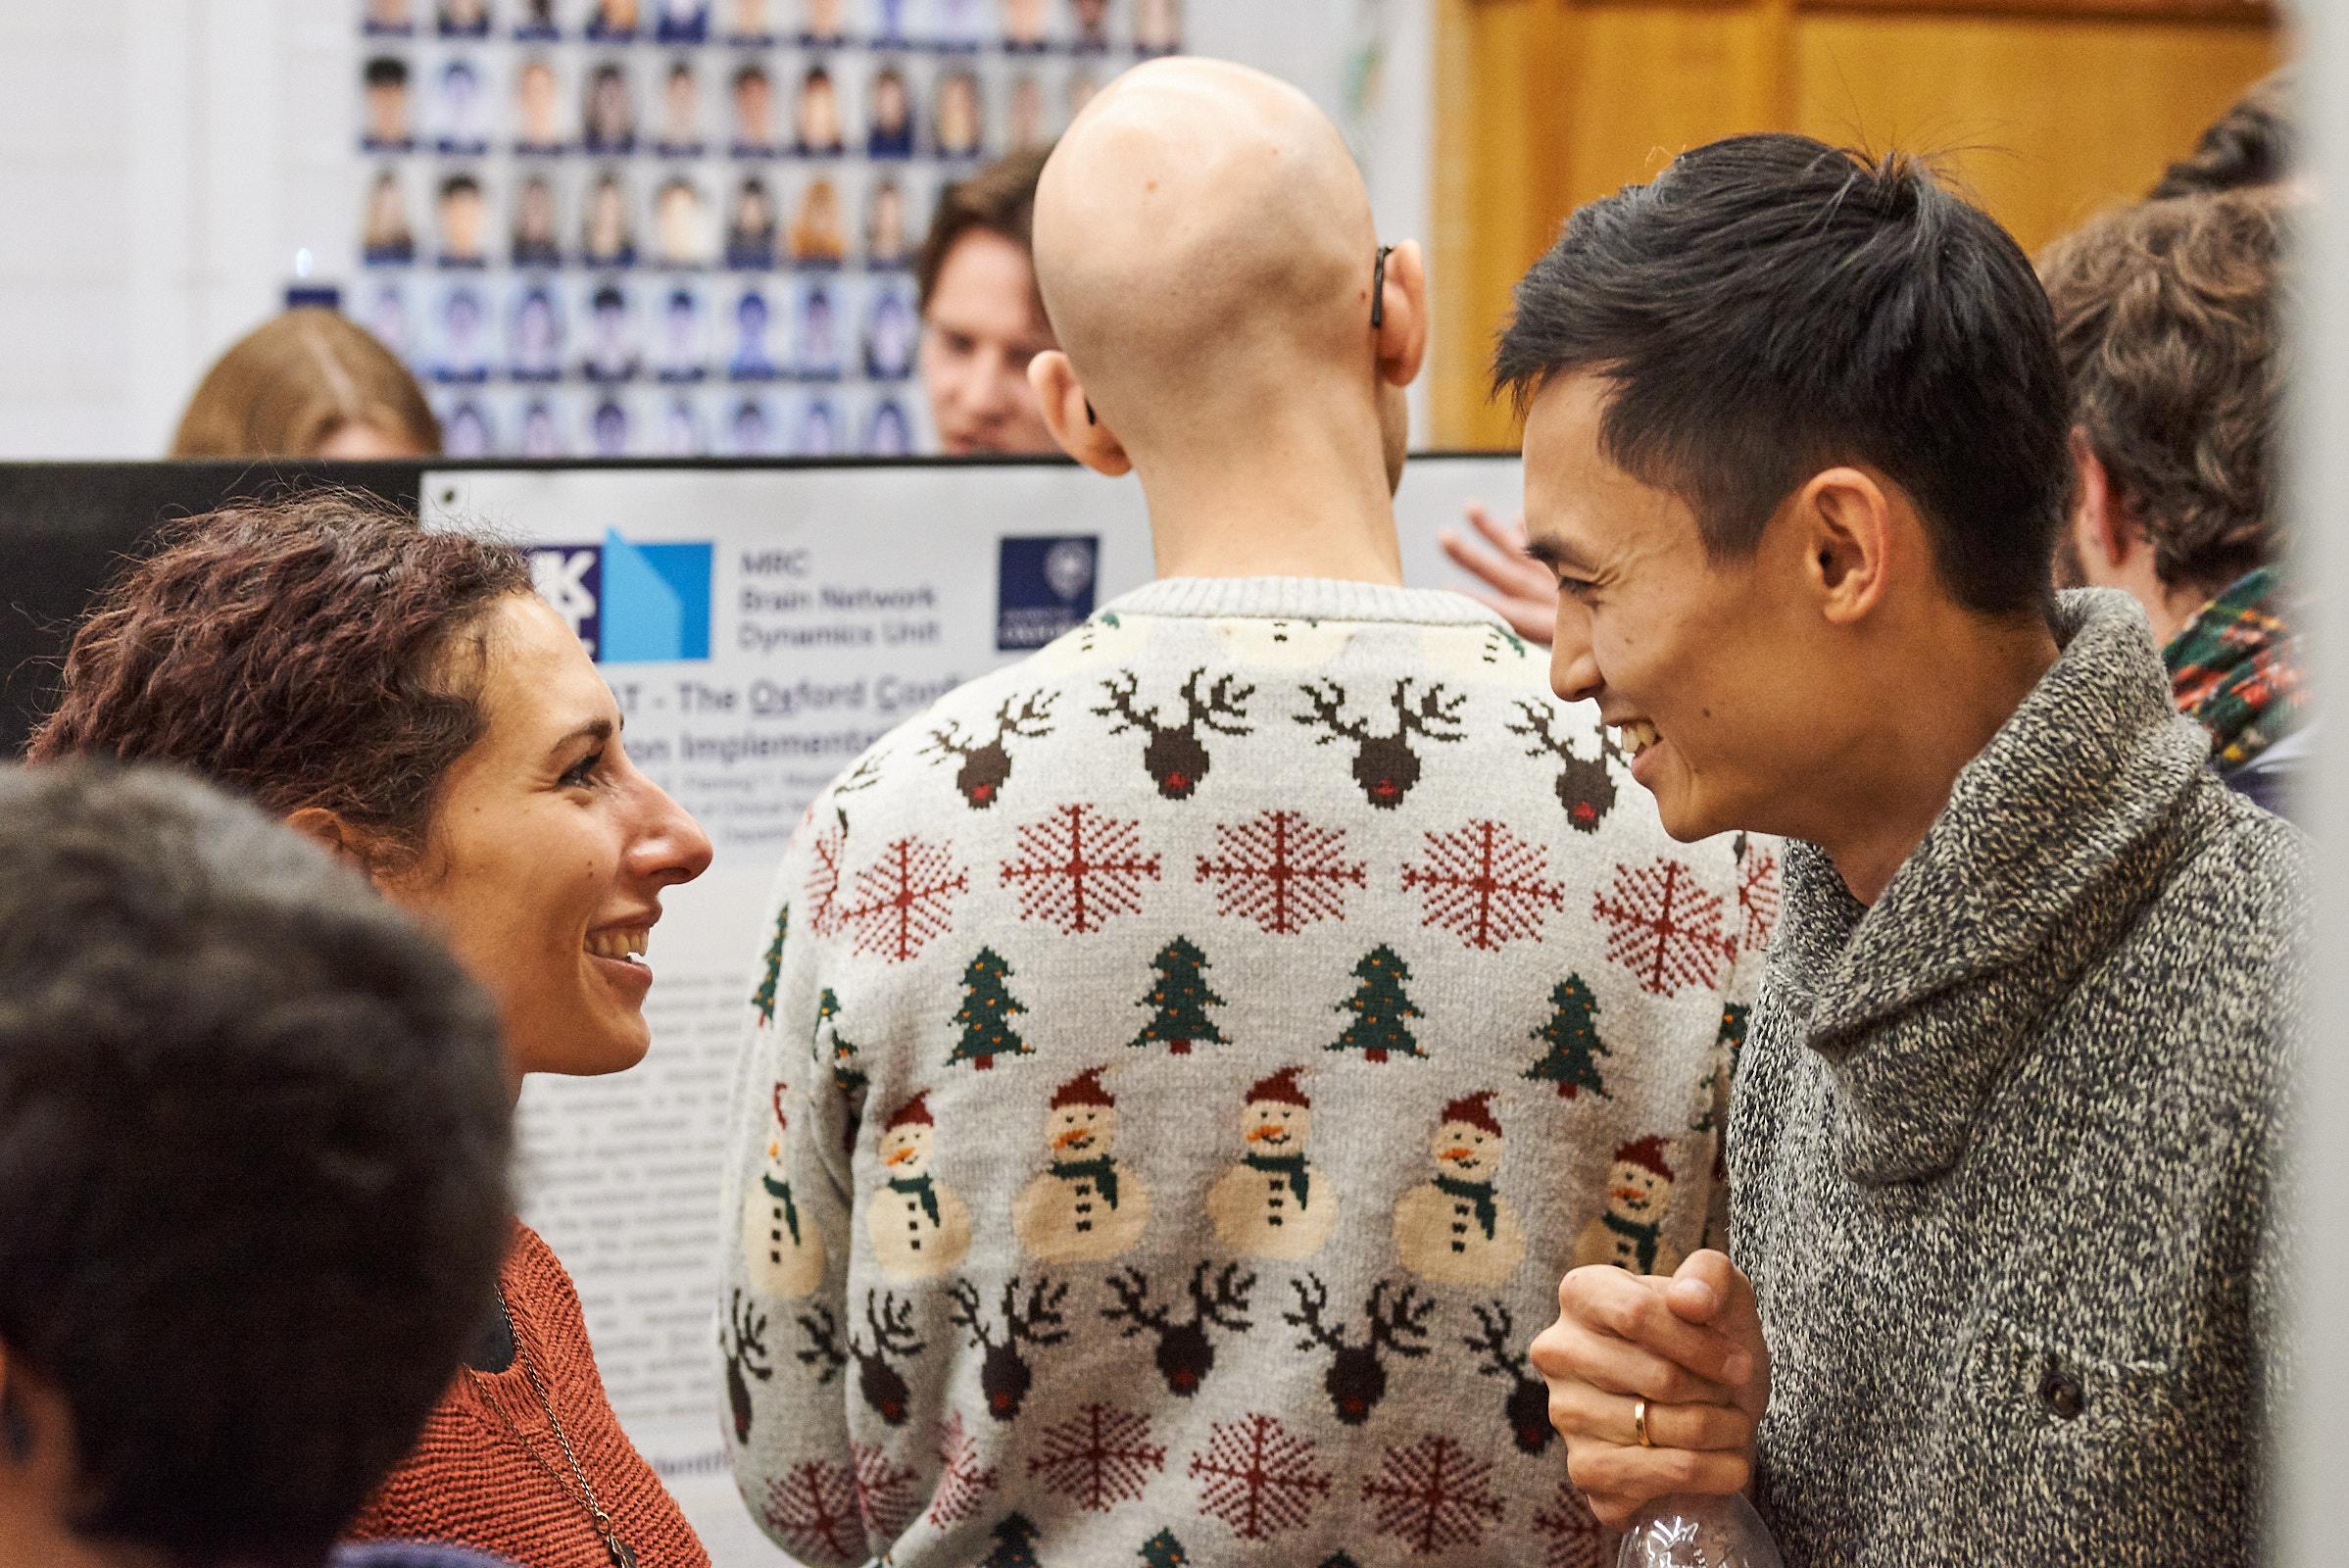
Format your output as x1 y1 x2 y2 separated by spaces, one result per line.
2038 1361 2085 1421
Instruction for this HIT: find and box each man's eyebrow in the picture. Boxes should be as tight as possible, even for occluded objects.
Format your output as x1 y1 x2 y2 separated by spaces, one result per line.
549 717 616 756
1522 534 1593 572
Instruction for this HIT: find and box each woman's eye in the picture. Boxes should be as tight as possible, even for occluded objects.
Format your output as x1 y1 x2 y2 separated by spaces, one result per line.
1558 576 1598 600
561 751 605 788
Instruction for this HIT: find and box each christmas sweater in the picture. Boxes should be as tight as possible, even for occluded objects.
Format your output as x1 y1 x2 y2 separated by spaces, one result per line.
718 577 1777 1568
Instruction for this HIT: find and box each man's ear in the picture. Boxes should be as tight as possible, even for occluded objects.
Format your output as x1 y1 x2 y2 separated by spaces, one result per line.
1027 350 1131 477
1795 466 1894 627
2070 429 2133 572
1375 239 1429 390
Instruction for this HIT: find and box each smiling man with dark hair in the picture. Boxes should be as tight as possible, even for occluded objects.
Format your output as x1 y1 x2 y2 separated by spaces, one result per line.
1510 133 2302 1567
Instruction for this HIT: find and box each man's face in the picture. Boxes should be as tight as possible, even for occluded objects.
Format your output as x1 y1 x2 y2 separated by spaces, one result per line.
441 189 485 258
665 71 698 138
367 80 409 142
1523 371 1832 844
919 229 1058 456
519 64 558 136
736 75 772 141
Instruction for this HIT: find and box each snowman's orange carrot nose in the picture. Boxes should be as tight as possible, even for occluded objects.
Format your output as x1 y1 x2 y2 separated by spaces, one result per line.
766 1141 779 1159
1052 1125 1093 1150
884 1145 916 1166
1246 1124 1288 1142
1610 1186 1645 1202
1440 1146 1472 1162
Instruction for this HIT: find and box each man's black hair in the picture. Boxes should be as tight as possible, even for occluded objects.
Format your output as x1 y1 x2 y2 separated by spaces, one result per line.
734 61 768 88
0 764 510 1567
592 283 625 312
1493 132 2071 618
365 56 409 88
439 172 481 200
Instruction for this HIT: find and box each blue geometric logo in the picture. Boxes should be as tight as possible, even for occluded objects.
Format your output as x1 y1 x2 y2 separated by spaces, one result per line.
527 532 713 663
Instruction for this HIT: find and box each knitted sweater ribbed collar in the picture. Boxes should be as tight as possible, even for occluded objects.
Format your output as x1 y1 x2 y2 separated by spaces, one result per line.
1103 575 1517 628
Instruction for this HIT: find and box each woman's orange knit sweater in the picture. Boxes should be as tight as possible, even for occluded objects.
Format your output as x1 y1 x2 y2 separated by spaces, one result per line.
344 1224 710 1568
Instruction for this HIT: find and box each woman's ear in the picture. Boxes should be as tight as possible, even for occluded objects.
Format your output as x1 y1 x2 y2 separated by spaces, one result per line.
1028 350 1132 477
284 808 378 877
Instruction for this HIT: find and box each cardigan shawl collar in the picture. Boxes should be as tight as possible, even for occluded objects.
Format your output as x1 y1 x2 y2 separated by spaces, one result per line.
1767 590 2216 1185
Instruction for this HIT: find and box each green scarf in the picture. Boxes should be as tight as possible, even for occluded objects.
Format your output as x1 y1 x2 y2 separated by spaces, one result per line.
760 1173 802 1248
1435 1174 1498 1242
1051 1155 1121 1208
888 1173 940 1227
2164 565 2306 770
1600 1207 1662 1273
1244 1152 1311 1210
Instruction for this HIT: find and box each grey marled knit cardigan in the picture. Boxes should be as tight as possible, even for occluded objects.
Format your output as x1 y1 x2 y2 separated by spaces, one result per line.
1730 589 2302 1566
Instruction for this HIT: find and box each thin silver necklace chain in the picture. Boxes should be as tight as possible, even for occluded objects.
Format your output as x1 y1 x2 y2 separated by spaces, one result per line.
491 1285 640 1568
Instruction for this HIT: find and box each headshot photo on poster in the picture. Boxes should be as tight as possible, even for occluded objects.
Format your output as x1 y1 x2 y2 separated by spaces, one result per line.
730 286 778 380
1136 0 1181 53
1072 0 1110 51
582 58 637 153
513 172 563 266
443 395 495 456
587 393 633 457
659 391 709 455
865 174 911 268
867 64 915 158
1006 72 1048 153
519 393 565 456
435 281 491 381
729 392 774 457
657 57 706 153
873 0 909 45
798 392 842 458
515 55 568 150
862 281 915 380
363 56 414 150
436 172 490 266
1003 0 1048 50
657 284 709 381
796 64 846 156
801 0 847 46
797 280 845 379
934 68 981 160
726 174 778 268
863 394 914 457
725 0 775 43
367 279 414 359
935 0 987 49
514 0 562 39
439 0 491 37
790 176 849 266
587 0 642 41
510 281 566 381
655 174 711 268
363 169 416 264
582 168 638 266
435 56 490 152
367 0 416 36
655 0 711 41
580 280 642 381
731 60 779 155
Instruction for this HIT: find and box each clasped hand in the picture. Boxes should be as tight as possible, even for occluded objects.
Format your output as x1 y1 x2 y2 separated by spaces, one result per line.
1529 1249 1770 1529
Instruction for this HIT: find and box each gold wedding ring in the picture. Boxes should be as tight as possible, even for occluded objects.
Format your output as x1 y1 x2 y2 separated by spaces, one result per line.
1634 1396 1653 1448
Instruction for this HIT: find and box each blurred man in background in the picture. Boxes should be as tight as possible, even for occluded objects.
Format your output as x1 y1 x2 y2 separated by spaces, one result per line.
915 148 1060 455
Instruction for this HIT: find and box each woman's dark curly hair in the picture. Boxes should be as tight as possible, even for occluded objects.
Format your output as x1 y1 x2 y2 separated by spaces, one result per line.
28 492 532 870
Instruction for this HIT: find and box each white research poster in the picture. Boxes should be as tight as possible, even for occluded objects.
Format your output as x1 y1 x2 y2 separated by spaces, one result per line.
422 454 1527 1562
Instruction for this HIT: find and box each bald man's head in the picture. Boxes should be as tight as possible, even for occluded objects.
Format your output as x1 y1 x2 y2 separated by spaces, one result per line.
1028 58 1422 480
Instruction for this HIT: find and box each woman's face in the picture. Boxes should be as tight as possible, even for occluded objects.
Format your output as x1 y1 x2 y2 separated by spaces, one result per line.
380 595 711 1082
874 73 907 131
591 73 632 138
518 181 556 239
591 181 627 246
367 176 407 238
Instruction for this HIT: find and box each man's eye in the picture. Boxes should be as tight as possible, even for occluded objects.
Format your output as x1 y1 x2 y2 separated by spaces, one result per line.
942 332 976 356
562 750 605 787
1558 577 1598 600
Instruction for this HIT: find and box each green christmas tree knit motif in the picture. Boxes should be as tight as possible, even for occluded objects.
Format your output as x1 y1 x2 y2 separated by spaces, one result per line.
1129 936 1229 1055
1524 974 1612 1100
1139 1529 1189 1566
950 947 1032 1070
1327 944 1425 1062
981 1513 1043 1568
1693 1001 1750 1134
752 906 789 1026
814 988 867 1097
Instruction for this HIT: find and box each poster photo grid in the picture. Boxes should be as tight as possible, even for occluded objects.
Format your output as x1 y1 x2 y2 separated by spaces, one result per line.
351 0 1183 458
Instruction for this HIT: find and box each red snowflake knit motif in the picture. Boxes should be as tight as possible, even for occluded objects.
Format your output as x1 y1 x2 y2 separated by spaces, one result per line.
1187 1412 1333 1542
851 1441 923 1540
999 804 1163 935
1400 819 1565 951
1025 1403 1167 1512
1358 1435 1506 1555
1195 809 1367 936
928 1409 1000 1529
804 821 847 937
1531 1479 1608 1568
1592 858 1729 997
1736 842 1782 955
840 836 969 963
762 1458 862 1561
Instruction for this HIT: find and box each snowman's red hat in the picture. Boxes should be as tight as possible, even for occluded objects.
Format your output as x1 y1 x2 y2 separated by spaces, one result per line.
1051 1067 1115 1110
884 1091 935 1131
1245 1067 1309 1108
770 1081 789 1129
1440 1091 1502 1139
1615 1134 1673 1180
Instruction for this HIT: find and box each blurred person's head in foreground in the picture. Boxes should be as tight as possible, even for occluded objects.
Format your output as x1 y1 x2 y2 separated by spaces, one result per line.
170 309 439 460
916 146 1058 455
0 761 511 1568
2150 68 2295 201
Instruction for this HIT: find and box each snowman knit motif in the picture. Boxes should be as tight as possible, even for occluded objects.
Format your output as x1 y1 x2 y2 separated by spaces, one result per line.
719 577 1773 1568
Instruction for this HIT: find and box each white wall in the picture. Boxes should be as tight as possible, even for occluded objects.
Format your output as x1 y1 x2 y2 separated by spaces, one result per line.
0 0 1434 459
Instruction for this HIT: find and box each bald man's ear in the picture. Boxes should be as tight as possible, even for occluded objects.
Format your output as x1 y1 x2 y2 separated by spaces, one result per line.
1375 240 1429 390
1029 350 1132 477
